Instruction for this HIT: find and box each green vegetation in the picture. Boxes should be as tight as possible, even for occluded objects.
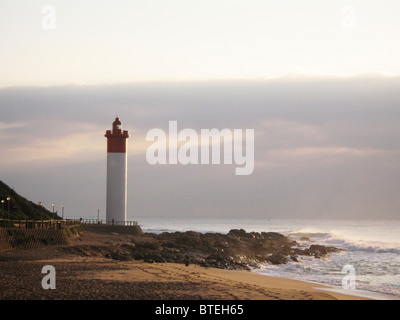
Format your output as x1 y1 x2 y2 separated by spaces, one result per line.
0 181 61 220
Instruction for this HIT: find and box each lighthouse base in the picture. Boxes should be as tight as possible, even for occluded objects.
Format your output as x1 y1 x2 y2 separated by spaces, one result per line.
106 152 128 225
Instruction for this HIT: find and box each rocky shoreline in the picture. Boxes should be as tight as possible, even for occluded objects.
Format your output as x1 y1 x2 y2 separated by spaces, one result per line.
106 229 341 270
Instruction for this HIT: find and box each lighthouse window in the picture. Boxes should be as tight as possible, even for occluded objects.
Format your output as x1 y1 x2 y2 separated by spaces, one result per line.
117 125 122 129
119 139 123 144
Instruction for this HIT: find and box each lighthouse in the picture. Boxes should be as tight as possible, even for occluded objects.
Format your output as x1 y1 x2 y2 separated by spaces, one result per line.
105 117 129 225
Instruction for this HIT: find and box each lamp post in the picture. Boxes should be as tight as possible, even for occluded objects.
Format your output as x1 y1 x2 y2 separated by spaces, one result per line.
39 202 43 220
6 197 10 220
62 204 64 220
97 209 100 223
1 200 4 226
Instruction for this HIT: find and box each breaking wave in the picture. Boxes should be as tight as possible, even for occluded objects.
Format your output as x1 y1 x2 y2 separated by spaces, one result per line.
289 230 400 254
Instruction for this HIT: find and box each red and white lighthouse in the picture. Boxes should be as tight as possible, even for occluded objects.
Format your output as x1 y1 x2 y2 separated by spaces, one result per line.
105 117 129 225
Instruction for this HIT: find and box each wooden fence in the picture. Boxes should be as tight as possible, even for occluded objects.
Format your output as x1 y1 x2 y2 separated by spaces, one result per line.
0 218 139 229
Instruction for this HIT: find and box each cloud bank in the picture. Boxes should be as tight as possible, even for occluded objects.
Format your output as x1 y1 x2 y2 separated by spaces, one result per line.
1 75 399 219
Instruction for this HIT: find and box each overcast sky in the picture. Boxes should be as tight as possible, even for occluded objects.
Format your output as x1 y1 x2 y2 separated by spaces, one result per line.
0 1 399 219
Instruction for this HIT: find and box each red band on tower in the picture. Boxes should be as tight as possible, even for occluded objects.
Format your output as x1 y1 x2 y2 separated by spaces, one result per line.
105 117 129 153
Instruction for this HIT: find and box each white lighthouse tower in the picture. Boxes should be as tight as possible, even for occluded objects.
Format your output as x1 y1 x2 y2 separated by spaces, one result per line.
105 117 129 225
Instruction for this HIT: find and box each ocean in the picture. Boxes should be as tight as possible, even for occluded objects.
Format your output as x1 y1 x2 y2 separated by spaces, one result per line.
136 216 400 299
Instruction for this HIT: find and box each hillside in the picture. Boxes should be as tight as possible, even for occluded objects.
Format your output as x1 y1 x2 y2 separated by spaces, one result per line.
0 181 61 220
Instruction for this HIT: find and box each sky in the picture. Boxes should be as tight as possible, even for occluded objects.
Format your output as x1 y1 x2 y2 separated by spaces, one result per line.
0 1 399 220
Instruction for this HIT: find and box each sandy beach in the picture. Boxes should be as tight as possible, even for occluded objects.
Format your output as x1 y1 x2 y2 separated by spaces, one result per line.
0 258 367 300
0 229 370 300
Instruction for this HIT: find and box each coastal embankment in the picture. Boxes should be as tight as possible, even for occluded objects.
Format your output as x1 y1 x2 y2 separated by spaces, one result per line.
0 224 83 252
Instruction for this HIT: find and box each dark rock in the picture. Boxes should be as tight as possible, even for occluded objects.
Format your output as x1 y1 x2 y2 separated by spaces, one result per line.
100 228 341 270
261 232 285 241
267 253 288 265
228 229 247 238
295 244 341 258
308 244 328 256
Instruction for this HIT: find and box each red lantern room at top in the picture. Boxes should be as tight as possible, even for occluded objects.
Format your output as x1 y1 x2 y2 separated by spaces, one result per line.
105 117 130 153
